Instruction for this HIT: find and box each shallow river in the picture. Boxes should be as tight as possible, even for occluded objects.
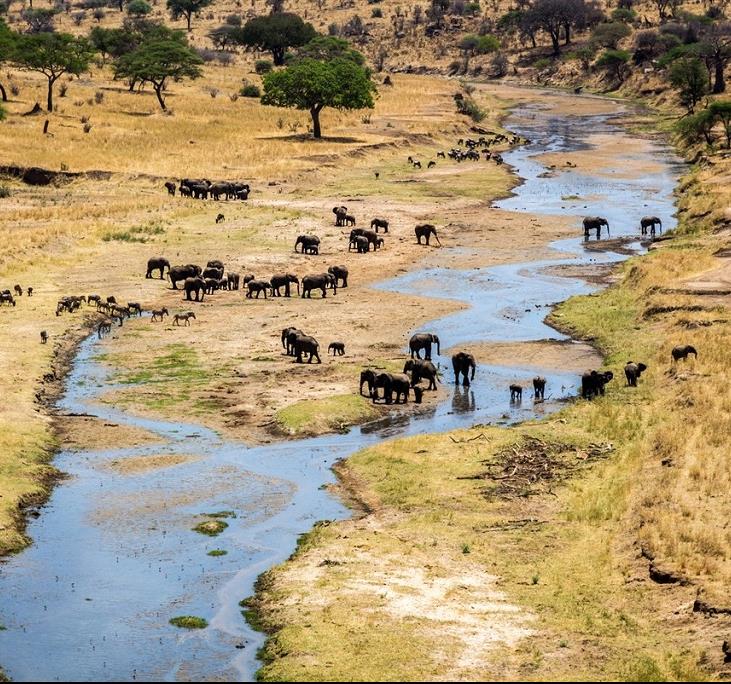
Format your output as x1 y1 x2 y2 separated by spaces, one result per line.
0 92 683 681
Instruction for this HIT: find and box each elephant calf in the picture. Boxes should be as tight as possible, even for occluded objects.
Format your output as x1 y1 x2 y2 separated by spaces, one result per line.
533 376 546 400
403 359 438 390
671 345 697 362
581 370 613 399
624 362 647 387
328 342 345 356
509 384 522 402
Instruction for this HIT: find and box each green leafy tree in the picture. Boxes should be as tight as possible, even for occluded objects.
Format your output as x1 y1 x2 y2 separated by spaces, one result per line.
709 99 731 147
13 33 94 111
669 56 709 111
0 19 16 102
295 35 363 64
235 12 316 66
458 34 499 71
127 0 152 17
166 0 213 32
590 21 631 49
262 53 376 138
113 37 202 110
675 107 715 146
698 22 731 94
595 48 631 84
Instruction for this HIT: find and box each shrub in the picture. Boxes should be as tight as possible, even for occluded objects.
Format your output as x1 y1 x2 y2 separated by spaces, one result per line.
225 13 241 26
72 10 86 25
240 84 260 97
590 21 631 49
595 49 631 83
371 7 382 17
533 57 552 70
126 0 151 17
0 184 10 198
669 56 709 111
254 59 273 74
169 616 208 629
94 90 104 104
611 8 636 23
455 93 485 122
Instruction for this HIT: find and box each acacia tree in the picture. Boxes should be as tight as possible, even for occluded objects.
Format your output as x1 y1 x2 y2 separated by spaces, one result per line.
166 0 213 31
458 34 499 71
709 99 731 147
0 19 15 102
652 0 681 22
113 37 202 110
262 44 376 138
524 0 588 56
669 56 709 111
698 22 731 93
13 33 94 111
234 13 316 66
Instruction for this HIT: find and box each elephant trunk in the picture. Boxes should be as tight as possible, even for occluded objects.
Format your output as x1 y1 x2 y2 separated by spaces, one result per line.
434 335 440 356
471 362 476 380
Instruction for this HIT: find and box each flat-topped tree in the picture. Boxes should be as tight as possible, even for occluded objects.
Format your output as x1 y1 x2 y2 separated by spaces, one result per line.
113 37 202 110
13 32 94 111
234 12 316 66
166 0 214 32
262 38 376 139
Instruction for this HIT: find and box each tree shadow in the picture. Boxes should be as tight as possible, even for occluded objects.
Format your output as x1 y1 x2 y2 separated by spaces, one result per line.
256 133 365 144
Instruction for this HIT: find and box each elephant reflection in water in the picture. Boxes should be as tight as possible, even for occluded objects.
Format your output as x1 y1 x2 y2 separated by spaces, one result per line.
452 385 476 413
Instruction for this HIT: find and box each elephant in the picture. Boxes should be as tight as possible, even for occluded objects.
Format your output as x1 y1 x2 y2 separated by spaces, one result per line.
227 272 240 290
360 369 377 397
164 181 176 196
451 352 476 387
409 332 440 360
415 223 441 246
282 327 302 355
333 206 348 227
640 216 662 236
293 334 321 364
146 257 170 279
328 342 345 356
204 278 220 294
582 216 610 239
295 235 321 254
360 229 379 250
372 372 410 404
371 218 389 233
403 359 438 390
184 276 206 302
189 183 210 200
581 370 614 399
168 264 201 289
533 376 546 400
270 273 300 297
328 265 348 288
510 384 523 402
375 238 385 249
285 328 305 356
40 330 48 344
209 182 232 201
246 279 271 299
624 362 647 387
302 273 336 298
344 214 356 226
243 274 255 284
671 345 697 362
352 236 369 253
203 266 224 280
207 260 225 270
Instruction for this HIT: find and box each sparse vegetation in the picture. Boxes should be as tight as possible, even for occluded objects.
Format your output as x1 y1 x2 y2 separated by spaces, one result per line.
169 615 208 629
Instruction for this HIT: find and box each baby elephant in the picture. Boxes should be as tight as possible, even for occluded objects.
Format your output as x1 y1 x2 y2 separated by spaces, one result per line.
510 384 523 402
624 361 647 387
328 342 345 356
216 213 225 224
671 345 697 362
40 330 48 344
533 376 546 400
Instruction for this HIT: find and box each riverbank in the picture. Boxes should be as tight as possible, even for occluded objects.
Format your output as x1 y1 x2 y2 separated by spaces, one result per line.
248 105 731 679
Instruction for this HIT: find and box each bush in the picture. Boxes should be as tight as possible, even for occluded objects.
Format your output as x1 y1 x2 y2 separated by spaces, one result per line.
225 13 241 26
126 0 151 17
590 21 631 49
611 8 636 23
371 8 382 17
595 49 631 83
240 84 260 97
454 93 485 122
72 10 85 25
533 57 552 70
669 57 709 111
254 59 273 74
0 184 10 198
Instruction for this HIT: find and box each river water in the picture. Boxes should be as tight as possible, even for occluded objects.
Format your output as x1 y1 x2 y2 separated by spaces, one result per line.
0 93 682 681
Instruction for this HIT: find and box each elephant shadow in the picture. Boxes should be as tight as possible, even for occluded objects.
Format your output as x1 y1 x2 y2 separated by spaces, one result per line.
451 386 476 414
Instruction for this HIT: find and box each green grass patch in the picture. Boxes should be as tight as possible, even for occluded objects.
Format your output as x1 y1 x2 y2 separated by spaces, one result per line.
206 510 236 519
207 549 228 557
275 394 379 436
169 615 208 629
102 223 165 243
192 520 228 537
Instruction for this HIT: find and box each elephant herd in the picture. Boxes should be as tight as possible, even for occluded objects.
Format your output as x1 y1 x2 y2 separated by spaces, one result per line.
165 179 250 202
582 215 664 240
146 257 348 301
